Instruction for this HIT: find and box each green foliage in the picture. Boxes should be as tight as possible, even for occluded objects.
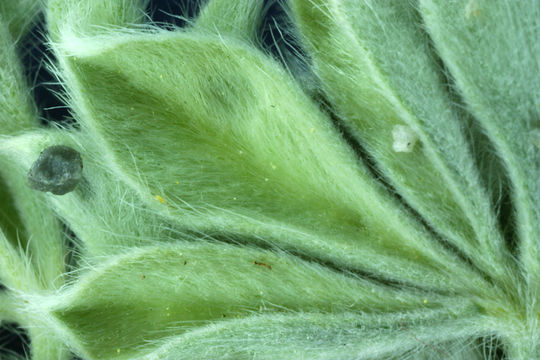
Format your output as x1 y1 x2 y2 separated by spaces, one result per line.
47 243 466 359
0 0 538 359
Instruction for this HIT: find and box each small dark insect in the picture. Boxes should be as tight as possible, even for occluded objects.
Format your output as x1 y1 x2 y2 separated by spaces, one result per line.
27 145 83 195
253 261 272 270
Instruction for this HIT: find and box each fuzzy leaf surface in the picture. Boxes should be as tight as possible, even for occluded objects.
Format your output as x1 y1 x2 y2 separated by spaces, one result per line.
54 30 494 292
140 311 484 360
45 243 463 359
287 0 514 286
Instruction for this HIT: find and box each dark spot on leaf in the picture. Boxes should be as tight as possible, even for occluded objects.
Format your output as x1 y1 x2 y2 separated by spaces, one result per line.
27 145 83 195
253 261 272 270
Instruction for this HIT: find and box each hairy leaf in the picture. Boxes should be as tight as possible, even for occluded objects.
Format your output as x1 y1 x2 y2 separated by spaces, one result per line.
286 0 517 288
44 243 475 359
53 30 495 292
141 311 484 360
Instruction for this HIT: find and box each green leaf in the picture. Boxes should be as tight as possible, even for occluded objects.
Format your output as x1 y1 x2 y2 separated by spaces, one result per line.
18 0 534 357
0 132 67 290
0 287 23 324
28 327 71 360
418 0 540 309
287 0 514 286
0 227 38 292
0 18 38 135
0 9 66 291
0 173 26 249
49 29 498 292
141 311 484 360
0 0 42 40
195 0 265 42
44 243 476 359
0 160 65 289
46 0 148 42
